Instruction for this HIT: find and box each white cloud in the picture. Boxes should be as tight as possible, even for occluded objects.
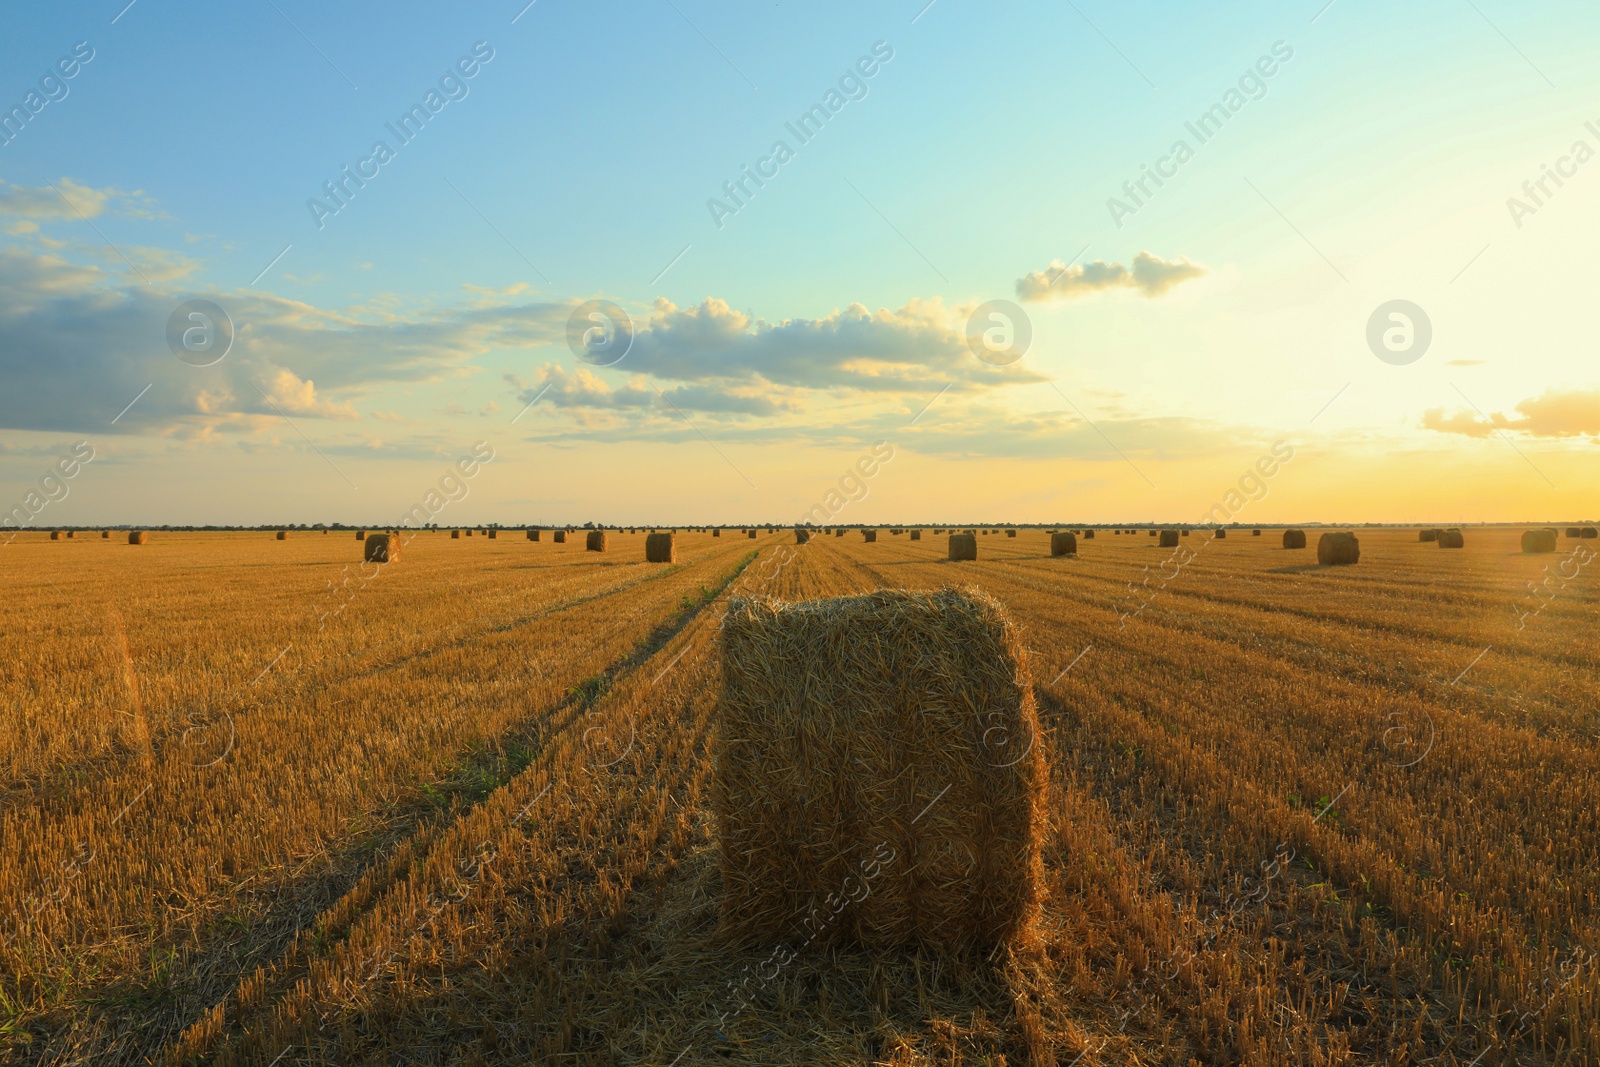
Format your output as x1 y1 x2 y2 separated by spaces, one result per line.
1016 251 1206 302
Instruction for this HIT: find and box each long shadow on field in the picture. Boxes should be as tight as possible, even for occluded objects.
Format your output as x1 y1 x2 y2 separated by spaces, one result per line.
30 553 759 1067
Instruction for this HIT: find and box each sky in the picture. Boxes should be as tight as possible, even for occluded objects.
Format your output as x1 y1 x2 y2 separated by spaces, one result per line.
1 0 1598 527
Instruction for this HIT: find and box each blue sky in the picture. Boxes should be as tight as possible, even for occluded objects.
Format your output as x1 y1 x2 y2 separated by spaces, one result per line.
2 0 1598 525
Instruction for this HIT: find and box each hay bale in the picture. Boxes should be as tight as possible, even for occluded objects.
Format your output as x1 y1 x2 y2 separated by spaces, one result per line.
1158 529 1179 547
128 531 148 545
1566 527 1583 538
1582 527 1599 539
487 529 497 540
1083 529 1094 539
586 530 607 552
1419 529 1438 542
645 532 676 563
1181 529 1190 537
714 529 721 537
102 531 110 539
554 530 567 544
1006 529 1017 538
863 530 878 543
716 588 1045 950
451 530 460 539
948 532 977 560
1522 528 1558 554
527 529 540 541
1214 528 1227 539
1438 529 1465 549
1317 531 1360 565
910 529 922 541
364 533 399 564
66 531 75 539
1252 529 1261 536
50 531 62 541
795 528 811 545
1282 529 1307 549
1050 531 1077 557
1148 530 1156 537
836 529 845 537
356 530 366 540
747 530 757 539
277 530 289 540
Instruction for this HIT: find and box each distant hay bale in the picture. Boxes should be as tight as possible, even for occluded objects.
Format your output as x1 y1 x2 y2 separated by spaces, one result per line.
1282 529 1307 549
527 529 540 541
356 530 366 540
717 588 1044 951
1419 529 1438 542
488 529 497 540
1083 529 1094 539
451 530 460 539
1006 529 1017 538
1181 529 1190 537
1252 529 1261 536
645 532 676 562
1583 527 1599 539
747 530 757 539
466 529 473 537
836 529 845 537
66 531 75 539
364 533 399 564
1317 531 1360 565
50 531 62 541
1438 529 1465 549
554 530 567 544
795 528 811 545
586 530 607 552
128 531 148 545
1050 532 1077 557
714 529 721 537
102 531 110 539
277 530 289 540
1159 529 1179 547
1566 527 1582 537
1148 530 1156 537
948 532 977 560
910 529 922 541
1522 528 1558 554
1214 528 1227 539
863 530 878 543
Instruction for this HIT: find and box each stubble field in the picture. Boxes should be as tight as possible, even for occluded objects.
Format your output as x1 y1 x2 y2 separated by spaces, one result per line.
0 526 1595 1065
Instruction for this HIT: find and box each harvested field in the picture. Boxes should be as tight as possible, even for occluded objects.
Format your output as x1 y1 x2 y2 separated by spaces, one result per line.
2 527 1597 1066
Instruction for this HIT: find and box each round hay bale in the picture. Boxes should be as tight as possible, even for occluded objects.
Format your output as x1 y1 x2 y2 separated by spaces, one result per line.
713 528 721 537
747 529 757 539
527 529 540 541
277 530 289 540
1082 529 1094 539
1050 531 1077 557
1282 529 1307 549
586 530 607 552
862 529 878 543
364 533 399 564
645 531 676 562
1582 527 1599 539
910 529 922 541
356 530 366 540
717 589 1045 950
1148 530 1156 537
1181 529 1190 537
50 531 62 541
1214 528 1227 539
553 530 567 544
1006 529 1017 538
1565 526 1582 537
1438 529 1465 549
836 529 845 537
1419 529 1438 542
487 529 497 540
1317 531 1360 565
794 528 811 545
102 531 110 539
128 531 148 545
1252 529 1262 536
451 529 460 539
1158 529 1179 547
66 531 75 539
1522 528 1558 554
948 532 978 560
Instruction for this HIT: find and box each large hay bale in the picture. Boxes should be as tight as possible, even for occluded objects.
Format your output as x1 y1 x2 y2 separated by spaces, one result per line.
1522 528 1558 554
1419 529 1438 542
1438 529 1465 549
586 530 607 552
1583 527 1599 539
1050 531 1077 557
553 530 567 544
1317 531 1360 565
364 533 399 564
1282 529 1307 549
645 532 676 563
128 531 148 545
717 588 1045 950
948 532 977 560
910 530 922 541
795 528 811 545
1158 529 1179 547
277 530 289 540
1566 527 1583 538
527 529 540 541
863 529 878 543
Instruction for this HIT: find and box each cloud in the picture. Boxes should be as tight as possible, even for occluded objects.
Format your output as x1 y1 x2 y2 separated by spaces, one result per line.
1422 388 1600 440
1016 251 1206 302
617 296 1047 392
0 178 152 221
511 364 799 417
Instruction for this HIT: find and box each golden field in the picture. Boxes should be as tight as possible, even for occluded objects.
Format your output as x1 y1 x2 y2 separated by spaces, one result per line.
0 526 1596 1065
